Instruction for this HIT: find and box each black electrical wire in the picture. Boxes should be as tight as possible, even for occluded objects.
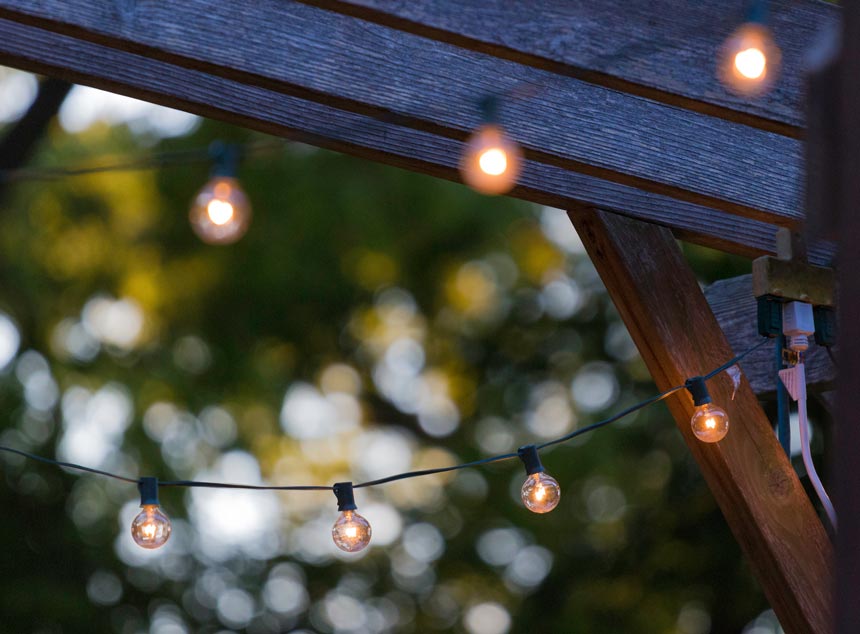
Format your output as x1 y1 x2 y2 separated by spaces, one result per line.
536 387 684 450
0 339 767 492
703 337 768 379
0 445 139 484
354 452 518 488
158 480 331 491
0 139 286 183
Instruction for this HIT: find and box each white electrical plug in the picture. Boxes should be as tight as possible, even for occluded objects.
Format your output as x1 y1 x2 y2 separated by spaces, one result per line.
782 301 814 352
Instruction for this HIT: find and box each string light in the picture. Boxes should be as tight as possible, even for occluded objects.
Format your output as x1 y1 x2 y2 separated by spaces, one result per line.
459 97 522 195
189 144 252 245
685 376 729 443
718 1 781 96
130 477 172 549
331 482 372 553
517 445 560 514
0 139 285 183
0 340 765 550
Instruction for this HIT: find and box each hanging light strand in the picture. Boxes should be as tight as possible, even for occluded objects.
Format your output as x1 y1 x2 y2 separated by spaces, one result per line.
0 338 767 551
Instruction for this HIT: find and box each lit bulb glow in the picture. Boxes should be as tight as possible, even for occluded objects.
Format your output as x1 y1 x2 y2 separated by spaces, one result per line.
478 148 508 176
521 472 561 514
459 124 522 195
190 176 251 244
332 510 372 552
690 403 729 443
718 23 780 96
734 47 766 79
131 504 171 549
206 199 235 226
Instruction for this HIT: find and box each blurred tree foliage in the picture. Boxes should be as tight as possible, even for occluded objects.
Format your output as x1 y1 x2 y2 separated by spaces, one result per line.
0 89 773 634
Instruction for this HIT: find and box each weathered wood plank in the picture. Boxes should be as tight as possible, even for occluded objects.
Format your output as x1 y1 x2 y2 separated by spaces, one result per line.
0 0 805 227
0 18 831 264
835 1 860 630
302 0 838 135
704 274 836 396
570 208 832 634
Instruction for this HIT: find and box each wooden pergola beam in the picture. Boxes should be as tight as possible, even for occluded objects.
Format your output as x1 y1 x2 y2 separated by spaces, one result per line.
704 275 836 396
303 0 837 135
569 208 832 634
0 18 831 264
0 1 806 230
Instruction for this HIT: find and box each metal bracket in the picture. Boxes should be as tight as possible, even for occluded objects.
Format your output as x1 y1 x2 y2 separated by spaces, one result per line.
752 228 835 307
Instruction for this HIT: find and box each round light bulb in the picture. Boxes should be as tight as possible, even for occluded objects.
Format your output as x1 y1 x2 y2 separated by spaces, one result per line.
718 23 781 96
131 504 171 549
690 402 729 443
521 471 561 514
189 176 251 244
459 124 522 195
332 510 372 552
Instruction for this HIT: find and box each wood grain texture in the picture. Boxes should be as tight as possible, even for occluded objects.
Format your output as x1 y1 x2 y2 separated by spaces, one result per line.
302 0 838 135
570 208 832 634
0 18 830 264
704 275 836 396
0 0 805 226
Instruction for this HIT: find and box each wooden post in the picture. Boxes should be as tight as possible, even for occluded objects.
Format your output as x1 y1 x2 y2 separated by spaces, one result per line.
569 208 832 634
835 1 860 631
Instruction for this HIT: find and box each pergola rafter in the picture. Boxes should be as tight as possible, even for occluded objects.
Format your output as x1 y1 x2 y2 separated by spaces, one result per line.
0 1 843 632
0 1 834 259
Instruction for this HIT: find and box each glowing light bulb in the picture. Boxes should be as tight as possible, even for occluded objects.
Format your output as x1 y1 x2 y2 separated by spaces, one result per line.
521 471 561 514
131 504 172 549
718 22 780 96
459 124 522 195
332 509 372 552
130 478 170 549
691 402 730 443
331 482 372 553
189 176 251 244
517 445 561 514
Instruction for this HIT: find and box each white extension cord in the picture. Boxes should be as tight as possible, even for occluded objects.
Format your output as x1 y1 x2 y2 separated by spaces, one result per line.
779 363 838 530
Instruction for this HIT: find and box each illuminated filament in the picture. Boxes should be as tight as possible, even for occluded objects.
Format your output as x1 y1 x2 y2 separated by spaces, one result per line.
207 199 235 226
478 148 508 176
734 47 766 79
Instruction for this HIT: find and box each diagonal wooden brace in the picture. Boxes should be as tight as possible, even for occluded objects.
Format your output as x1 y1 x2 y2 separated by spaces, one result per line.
569 207 832 634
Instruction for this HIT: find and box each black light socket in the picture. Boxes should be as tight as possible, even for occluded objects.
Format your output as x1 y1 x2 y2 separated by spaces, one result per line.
518 445 545 476
333 482 357 511
138 477 160 506
685 376 713 407
479 95 500 124
746 0 768 24
208 141 241 178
